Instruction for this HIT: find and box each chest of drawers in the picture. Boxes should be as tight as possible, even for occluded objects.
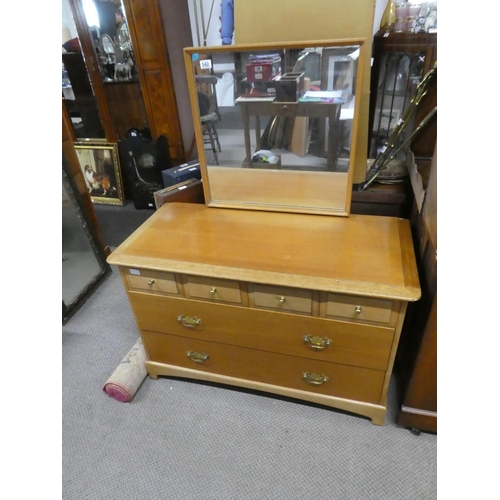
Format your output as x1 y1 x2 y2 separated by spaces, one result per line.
107 203 420 425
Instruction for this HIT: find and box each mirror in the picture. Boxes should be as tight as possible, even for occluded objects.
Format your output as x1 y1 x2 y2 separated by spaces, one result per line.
62 156 111 324
184 39 366 216
83 0 138 83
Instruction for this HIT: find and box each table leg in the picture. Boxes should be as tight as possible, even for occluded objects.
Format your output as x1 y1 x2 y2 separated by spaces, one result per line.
240 104 252 167
327 107 342 171
255 116 261 152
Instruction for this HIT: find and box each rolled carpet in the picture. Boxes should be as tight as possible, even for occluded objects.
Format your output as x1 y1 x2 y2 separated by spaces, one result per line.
103 337 148 402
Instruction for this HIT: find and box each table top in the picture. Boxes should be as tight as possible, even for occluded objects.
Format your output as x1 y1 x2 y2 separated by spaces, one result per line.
108 203 420 301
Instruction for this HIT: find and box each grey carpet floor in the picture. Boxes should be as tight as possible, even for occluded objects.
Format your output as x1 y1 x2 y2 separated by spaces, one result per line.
62 267 437 499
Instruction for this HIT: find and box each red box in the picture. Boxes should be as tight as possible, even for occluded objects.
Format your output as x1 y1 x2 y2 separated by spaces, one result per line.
246 63 274 82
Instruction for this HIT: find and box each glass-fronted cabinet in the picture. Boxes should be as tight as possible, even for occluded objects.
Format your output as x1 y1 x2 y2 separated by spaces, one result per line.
368 31 437 161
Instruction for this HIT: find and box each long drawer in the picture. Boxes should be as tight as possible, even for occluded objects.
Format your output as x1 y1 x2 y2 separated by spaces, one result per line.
142 330 385 405
129 292 395 371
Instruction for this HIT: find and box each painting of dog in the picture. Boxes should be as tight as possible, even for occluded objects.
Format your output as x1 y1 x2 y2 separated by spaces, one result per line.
75 143 124 206
84 165 116 196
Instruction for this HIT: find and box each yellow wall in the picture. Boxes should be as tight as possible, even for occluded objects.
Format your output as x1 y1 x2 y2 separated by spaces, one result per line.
234 0 376 184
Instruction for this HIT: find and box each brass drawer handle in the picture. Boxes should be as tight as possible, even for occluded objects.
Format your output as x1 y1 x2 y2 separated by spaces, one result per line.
303 335 332 351
177 314 202 328
210 287 217 295
278 296 286 303
148 279 155 285
355 306 362 314
187 351 209 363
302 372 329 385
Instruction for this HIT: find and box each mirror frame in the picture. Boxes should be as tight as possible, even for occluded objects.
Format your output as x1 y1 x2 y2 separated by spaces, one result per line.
184 38 367 216
62 155 111 325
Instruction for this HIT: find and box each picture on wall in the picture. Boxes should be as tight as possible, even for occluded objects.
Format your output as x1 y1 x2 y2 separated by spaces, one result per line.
75 142 125 206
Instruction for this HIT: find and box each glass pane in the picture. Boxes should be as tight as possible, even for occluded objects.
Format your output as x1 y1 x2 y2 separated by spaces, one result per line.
369 51 425 159
62 0 106 139
84 1 138 83
62 178 105 308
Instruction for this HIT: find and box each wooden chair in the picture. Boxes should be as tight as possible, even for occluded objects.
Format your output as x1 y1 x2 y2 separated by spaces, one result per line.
197 91 221 165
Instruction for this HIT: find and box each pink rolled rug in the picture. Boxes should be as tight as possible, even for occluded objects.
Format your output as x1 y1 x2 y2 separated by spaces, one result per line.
103 338 147 402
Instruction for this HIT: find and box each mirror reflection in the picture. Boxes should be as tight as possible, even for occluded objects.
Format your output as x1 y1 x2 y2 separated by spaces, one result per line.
83 0 137 83
185 41 365 215
191 44 360 173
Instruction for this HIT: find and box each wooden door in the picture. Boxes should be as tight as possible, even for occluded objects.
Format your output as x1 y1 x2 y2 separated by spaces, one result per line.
122 0 185 162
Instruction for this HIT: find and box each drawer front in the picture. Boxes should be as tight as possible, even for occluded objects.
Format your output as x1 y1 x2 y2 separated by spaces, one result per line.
142 331 385 404
125 268 179 295
326 294 393 324
129 292 394 371
249 284 313 314
184 275 242 304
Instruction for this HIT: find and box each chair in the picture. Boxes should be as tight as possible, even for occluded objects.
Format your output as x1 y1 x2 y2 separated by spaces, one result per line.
197 91 221 165
195 74 221 120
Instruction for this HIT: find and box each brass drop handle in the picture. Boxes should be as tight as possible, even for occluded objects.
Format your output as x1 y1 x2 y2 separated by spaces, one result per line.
278 296 286 303
177 314 202 328
302 372 329 385
210 287 217 295
355 306 362 314
303 335 332 351
148 279 155 285
187 351 209 363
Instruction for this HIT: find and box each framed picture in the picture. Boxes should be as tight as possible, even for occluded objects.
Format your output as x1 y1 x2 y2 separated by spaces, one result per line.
74 142 125 206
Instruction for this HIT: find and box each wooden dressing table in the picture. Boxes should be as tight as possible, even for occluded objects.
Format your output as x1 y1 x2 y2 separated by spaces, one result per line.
107 203 420 425
107 39 420 425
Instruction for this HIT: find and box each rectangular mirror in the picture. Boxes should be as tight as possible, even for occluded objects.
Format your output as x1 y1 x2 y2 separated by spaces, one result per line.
184 39 366 216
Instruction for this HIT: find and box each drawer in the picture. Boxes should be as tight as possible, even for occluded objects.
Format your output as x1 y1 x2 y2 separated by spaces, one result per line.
125 268 179 295
129 292 394 371
184 275 242 304
249 284 313 315
142 331 385 404
326 294 394 324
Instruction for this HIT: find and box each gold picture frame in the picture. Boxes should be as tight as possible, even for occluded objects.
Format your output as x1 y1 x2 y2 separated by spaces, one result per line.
74 142 125 206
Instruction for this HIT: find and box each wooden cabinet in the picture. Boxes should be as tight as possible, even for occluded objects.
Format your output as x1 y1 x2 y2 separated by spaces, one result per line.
396 149 437 433
65 0 185 163
108 203 421 425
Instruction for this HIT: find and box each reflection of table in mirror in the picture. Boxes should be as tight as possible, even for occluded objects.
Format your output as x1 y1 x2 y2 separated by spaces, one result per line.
235 97 344 170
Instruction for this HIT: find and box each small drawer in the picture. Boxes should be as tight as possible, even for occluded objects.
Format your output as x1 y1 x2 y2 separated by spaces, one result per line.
249 284 313 314
326 294 393 324
184 276 242 304
125 268 179 295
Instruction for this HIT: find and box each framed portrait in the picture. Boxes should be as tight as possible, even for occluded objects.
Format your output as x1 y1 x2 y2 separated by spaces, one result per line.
74 142 125 206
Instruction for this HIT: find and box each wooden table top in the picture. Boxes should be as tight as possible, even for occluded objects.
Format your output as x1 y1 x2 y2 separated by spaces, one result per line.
108 203 420 301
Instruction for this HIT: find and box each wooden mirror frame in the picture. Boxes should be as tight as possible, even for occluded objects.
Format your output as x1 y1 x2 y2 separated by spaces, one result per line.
184 38 367 216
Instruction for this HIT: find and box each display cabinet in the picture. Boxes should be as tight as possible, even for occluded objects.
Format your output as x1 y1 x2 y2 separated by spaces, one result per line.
63 0 185 163
368 31 437 161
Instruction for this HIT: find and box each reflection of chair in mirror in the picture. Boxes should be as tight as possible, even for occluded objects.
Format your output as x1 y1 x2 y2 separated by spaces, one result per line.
197 91 221 165
195 74 221 120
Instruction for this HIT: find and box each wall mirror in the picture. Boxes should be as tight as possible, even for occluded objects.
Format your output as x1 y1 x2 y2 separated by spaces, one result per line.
184 39 366 216
62 156 111 324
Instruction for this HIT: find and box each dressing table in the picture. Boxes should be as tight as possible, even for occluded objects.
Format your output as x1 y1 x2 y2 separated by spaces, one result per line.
107 39 420 425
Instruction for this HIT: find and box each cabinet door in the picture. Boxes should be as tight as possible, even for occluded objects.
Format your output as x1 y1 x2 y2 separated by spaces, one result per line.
368 32 437 160
67 0 117 142
122 0 185 162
